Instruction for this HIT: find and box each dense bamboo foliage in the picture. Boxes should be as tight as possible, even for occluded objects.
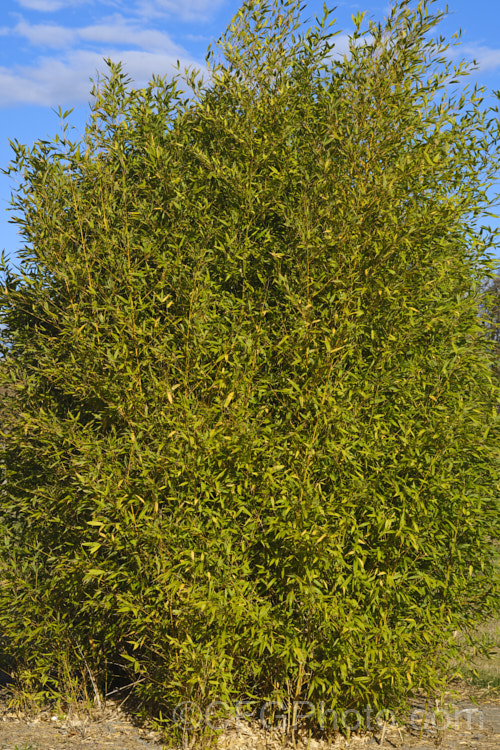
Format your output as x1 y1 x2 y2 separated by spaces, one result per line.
484 273 500 383
0 0 499 736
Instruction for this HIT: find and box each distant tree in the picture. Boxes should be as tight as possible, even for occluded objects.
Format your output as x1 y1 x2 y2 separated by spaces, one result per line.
0 0 499 735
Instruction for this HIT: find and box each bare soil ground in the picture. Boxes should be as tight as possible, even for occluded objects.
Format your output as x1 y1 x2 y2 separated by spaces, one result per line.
1 684 499 750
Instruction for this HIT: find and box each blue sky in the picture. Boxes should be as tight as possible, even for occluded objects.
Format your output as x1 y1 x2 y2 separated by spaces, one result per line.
1 0 499 266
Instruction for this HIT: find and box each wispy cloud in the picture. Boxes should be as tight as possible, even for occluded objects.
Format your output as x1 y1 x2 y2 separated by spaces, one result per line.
329 33 358 58
136 0 227 23
14 19 76 48
16 0 226 22
0 47 199 107
12 15 189 53
0 9 203 108
460 43 500 72
78 19 185 52
325 32 375 60
16 0 90 10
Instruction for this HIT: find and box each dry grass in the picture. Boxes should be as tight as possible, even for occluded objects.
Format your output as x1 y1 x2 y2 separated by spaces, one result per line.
458 617 500 694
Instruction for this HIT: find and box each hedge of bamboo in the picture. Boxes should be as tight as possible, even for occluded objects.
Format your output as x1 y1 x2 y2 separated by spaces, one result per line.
0 0 499 738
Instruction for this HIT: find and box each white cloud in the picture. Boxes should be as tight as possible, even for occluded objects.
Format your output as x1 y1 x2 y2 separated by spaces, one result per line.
11 14 190 54
0 9 204 107
0 53 100 107
329 33 356 58
461 44 500 72
136 0 227 23
18 0 225 19
0 46 201 108
16 0 89 10
79 19 184 52
116 48 201 81
14 19 76 48
325 32 375 60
